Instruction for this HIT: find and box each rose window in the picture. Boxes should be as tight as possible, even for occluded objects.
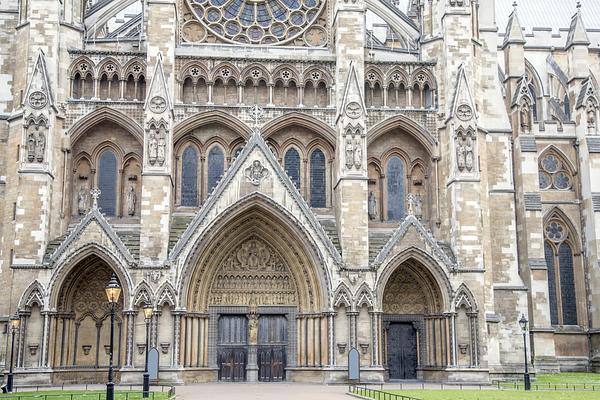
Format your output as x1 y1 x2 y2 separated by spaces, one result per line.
186 0 325 45
539 153 572 191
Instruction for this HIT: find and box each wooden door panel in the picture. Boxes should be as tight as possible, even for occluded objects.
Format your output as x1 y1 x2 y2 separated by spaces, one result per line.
218 315 248 382
387 323 417 380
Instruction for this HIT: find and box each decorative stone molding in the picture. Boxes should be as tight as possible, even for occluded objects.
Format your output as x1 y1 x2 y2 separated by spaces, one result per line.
587 137 600 153
104 345 111 356
82 345 92 355
592 193 600 212
137 343 146 355
528 258 548 270
519 136 537 152
337 343 347 355
359 343 369 355
244 160 269 186
160 343 170 354
28 344 39 356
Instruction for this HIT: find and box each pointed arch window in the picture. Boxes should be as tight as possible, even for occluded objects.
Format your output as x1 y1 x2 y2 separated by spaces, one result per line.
539 152 573 191
284 148 301 189
544 220 579 326
528 83 538 122
387 156 405 221
310 149 326 208
181 146 198 206
97 149 118 216
207 146 225 193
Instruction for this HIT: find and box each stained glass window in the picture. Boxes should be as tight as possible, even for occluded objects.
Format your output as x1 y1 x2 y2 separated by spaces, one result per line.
284 148 301 189
186 0 324 45
539 153 572 191
208 146 224 193
310 149 326 208
544 241 559 325
387 156 405 221
558 243 577 325
181 146 198 206
98 150 117 216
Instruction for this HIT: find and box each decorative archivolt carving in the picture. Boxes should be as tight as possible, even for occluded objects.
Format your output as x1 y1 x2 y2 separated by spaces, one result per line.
209 236 297 307
382 265 441 315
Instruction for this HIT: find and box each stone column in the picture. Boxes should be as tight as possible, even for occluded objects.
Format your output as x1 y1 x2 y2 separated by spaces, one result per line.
172 311 183 367
326 312 336 366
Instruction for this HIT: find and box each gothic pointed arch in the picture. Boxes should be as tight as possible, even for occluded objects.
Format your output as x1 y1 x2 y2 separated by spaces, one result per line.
156 282 177 308
261 112 336 147
538 145 576 191
333 283 353 309
368 115 438 157
18 280 46 311
453 283 478 313
132 280 155 308
355 283 375 310
69 107 144 145
172 110 251 143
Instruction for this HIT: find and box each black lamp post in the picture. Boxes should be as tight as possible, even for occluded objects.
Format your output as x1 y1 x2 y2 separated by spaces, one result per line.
519 314 531 391
6 314 20 392
105 274 121 400
142 302 153 398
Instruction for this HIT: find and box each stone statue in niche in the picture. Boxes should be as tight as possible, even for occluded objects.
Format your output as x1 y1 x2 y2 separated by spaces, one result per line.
126 186 136 216
27 131 36 162
407 193 415 216
78 186 88 215
368 191 378 221
587 98 597 133
456 133 474 173
456 138 466 171
148 130 158 165
157 127 166 166
35 130 46 162
464 137 474 171
415 193 423 220
248 312 258 344
345 136 354 169
353 137 362 169
520 100 531 133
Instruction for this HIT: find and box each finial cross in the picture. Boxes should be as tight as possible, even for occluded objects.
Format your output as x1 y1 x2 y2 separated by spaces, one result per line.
248 105 264 129
90 188 101 209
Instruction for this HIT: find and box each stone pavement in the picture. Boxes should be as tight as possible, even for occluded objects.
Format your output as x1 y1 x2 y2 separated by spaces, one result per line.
176 383 351 400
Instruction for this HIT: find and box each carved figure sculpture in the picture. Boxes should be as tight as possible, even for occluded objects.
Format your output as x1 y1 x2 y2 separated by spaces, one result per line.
464 137 474 172
415 193 423 219
27 131 36 162
157 128 166 166
148 130 158 165
345 137 354 169
456 139 466 171
78 186 88 215
520 101 531 133
35 130 46 162
354 138 362 169
126 186 136 216
407 193 415 216
587 98 597 133
368 191 378 221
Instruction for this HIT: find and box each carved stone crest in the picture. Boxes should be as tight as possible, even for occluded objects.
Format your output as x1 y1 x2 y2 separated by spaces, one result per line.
245 160 270 186
28 91 47 109
149 96 167 113
456 104 473 121
345 102 361 119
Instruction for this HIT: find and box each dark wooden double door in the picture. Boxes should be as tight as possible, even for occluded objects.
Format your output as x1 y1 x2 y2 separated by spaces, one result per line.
387 322 418 380
217 315 287 382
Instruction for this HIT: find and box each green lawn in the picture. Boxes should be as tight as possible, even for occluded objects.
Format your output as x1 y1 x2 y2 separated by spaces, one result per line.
381 390 600 400
0 391 171 400
536 373 600 384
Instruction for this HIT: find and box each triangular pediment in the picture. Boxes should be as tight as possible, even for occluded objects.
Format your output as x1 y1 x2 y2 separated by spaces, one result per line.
169 129 342 268
23 49 55 111
371 214 457 272
144 52 173 116
46 207 136 267
511 75 533 107
337 61 367 123
576 75 599 109
447 64 478 126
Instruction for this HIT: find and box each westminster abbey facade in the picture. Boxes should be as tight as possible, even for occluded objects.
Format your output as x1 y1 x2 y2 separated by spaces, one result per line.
0 0 600 385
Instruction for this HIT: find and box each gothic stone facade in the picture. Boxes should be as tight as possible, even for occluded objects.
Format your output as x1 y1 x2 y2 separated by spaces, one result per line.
0 0 599 385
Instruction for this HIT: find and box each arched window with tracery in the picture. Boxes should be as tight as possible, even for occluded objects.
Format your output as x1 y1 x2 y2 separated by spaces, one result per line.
181 145 198 206
387 156 405 221
97 149 118 216
539 151 573 191
207 146 225 193
284 148 301 189
310 149 326 208
544 219 579 325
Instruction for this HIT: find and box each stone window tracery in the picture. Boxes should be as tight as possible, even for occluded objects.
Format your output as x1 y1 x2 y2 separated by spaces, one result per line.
284 147 301 189
538 152 573 191
97 149 118 216
310 148 326 208
544 218 579 326
186 0 324 45
387 156 406 221
207 146 225 193
182 146 199 206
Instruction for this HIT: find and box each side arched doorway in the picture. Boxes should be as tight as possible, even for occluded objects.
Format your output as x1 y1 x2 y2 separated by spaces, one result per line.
381 259 447 380
49 255 126 383
180 204 329 382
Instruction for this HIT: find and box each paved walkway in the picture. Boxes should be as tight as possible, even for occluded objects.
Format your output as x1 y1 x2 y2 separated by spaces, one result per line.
176 383 351 400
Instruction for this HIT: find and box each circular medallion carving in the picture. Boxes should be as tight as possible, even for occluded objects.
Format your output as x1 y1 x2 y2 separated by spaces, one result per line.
149 96 167 113
181 20 207 43
345 102 362 119
28 91 47 109
185 0 325 45
303 25 327 47
456 104 473 121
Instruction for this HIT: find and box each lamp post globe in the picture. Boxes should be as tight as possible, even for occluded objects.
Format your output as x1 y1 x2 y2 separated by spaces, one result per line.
105 274 121 400
142 301 153 398
519 314 531 391
6 314 20 393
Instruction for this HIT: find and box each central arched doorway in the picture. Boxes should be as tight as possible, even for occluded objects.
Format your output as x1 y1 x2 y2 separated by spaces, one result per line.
181 203 328 382
381 259 446 380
